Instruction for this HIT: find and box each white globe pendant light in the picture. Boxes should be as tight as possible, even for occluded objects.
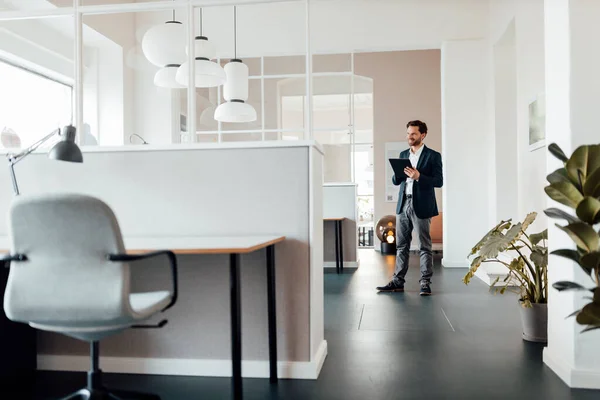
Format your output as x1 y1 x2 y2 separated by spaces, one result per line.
141 5 186 88
215 6 257 123
214 61 256 122
155 65 185 88
176 8 226 88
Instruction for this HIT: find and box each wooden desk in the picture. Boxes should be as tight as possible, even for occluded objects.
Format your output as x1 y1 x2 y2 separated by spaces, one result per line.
2 235 285 400
324 218 345 274
126 236 285 400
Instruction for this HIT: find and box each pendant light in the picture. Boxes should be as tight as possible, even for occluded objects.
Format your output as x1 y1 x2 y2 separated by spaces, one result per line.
176 8 226 88
215 6 257 123
142 2 186 88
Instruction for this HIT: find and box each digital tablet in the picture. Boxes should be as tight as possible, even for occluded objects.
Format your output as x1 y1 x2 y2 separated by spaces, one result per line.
389 158 412 177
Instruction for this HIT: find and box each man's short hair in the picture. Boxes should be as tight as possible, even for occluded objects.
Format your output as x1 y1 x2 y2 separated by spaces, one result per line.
406 120 428 134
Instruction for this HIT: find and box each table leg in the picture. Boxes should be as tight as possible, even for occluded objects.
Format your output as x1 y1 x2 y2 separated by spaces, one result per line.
266 245 278 383
334 221 340 274
230 254 242 400
339 220 344 274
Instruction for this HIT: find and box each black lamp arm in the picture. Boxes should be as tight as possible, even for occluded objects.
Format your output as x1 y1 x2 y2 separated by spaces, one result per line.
6 127 63 196
7 128 61 166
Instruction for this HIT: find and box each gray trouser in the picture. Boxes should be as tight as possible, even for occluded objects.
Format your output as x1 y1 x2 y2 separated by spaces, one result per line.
392 196 433 286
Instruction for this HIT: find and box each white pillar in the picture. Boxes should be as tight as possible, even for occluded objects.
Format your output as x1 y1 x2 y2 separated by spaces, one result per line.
441 40 494 269
542 0 600 389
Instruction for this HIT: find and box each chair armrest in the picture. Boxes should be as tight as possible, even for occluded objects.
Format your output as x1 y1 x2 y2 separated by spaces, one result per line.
106 250 178 312
0 253 28 268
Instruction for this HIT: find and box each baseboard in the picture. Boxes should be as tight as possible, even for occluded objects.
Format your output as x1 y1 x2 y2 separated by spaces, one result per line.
543 348 600 389
313 339 328 378
38 340 328 380
324 260 359 269
441 258 467 268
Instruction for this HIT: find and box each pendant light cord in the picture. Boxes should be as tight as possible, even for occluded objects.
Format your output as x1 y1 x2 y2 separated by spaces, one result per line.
234 6 237 59
172 0 175 21
199 8 203 36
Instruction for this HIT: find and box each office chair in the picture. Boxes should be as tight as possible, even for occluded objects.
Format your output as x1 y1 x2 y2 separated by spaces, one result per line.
1 193 178 400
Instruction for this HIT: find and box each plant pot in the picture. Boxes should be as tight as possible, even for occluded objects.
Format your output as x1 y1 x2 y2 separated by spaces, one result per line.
518 301 547 343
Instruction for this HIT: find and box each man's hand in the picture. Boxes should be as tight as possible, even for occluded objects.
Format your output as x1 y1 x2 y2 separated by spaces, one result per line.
404 167 420 181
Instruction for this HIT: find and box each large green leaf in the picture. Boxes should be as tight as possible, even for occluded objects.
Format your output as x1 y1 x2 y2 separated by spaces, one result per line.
529 229 548 246
462 256 484 284
468 220 512 257
575 301 600 326
544 208 578 223
553 281 590 291
566 145 600 188
550 249 581 264
580 252 600 275
530 247 547 270
576 197 600 225
548 143 569 163
545 181 584 209
583 167 600 197
521 212 537 234
479 224 522 259
547 168 572 185
557 222 600 252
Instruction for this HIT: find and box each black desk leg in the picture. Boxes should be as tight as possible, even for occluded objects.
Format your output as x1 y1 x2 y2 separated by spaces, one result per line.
230 254 242 400
338 220 344 274
266 245 278 383
334 221 340 274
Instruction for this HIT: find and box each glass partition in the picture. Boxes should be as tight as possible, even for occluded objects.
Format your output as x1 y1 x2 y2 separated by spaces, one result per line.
81 7 190 146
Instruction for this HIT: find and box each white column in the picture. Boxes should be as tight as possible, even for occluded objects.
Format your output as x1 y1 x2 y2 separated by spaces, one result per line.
542 0 600 389
441 40 494 269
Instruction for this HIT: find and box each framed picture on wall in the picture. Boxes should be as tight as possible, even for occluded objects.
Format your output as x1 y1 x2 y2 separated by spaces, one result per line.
528 93 546 151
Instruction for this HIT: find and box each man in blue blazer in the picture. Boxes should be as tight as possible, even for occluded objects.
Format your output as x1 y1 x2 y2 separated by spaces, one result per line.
377 120 443 295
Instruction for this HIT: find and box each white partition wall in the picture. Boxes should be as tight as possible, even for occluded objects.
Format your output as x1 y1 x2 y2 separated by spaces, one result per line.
0 141 326 379
441 40 494 272
322 183 358 269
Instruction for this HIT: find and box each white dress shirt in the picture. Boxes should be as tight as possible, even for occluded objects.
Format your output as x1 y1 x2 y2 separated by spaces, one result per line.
405 144 424 196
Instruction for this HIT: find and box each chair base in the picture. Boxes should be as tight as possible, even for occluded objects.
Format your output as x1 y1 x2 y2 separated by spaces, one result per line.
60 388 161 400
57 342 160 400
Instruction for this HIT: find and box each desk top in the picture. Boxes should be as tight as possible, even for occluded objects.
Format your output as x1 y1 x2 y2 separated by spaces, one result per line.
124 236 285 255
324 217 345 221
0 236 286 255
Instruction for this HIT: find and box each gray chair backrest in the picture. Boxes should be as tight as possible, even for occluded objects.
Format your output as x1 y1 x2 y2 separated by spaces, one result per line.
3 193 131 327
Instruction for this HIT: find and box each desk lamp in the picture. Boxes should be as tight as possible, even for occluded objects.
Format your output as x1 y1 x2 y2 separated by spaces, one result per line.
6 125 83 195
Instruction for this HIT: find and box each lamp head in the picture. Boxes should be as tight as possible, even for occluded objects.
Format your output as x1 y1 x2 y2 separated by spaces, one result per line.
48 125 83 163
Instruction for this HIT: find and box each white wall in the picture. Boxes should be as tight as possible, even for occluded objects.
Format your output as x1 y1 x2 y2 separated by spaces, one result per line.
493 20 518 222
441 40 492 268
488 0 548 232
542 0 600 388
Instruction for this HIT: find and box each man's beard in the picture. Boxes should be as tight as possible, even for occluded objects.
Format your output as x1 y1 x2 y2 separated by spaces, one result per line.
409 138 421 146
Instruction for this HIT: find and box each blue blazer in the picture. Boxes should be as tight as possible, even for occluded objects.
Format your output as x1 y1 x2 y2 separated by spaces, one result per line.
392 145 443 219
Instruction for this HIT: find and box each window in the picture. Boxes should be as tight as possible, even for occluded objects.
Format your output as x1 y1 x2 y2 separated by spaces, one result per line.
0 59 73 149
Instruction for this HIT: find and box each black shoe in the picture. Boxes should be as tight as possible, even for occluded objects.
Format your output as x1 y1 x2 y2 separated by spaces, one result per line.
420 283 432 296
376 281 404 292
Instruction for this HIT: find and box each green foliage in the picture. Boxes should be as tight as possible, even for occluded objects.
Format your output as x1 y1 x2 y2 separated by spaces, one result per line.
545 143 600 334
463 212 548 308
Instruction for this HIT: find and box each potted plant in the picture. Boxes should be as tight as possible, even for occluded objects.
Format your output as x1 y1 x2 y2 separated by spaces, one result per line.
544 143 600 333
462 212 549 342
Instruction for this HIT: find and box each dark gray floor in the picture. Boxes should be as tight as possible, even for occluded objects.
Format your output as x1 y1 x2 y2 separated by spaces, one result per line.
29 250 599 399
